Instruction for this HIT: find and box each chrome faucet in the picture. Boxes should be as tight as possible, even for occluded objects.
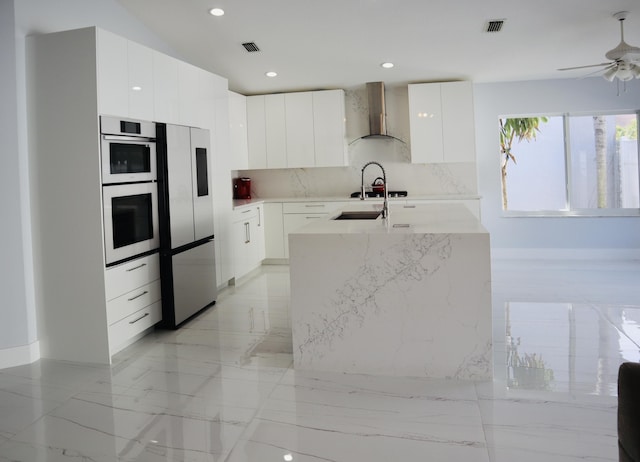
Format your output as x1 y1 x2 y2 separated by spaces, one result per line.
361 161 389 219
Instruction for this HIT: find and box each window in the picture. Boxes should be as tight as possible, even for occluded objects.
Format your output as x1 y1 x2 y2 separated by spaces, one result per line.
500 112 639 215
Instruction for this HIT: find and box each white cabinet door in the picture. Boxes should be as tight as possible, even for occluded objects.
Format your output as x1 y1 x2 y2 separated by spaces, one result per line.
408 83 444 163
247 96 267 169
229 91 249 170
178 61 200 127
197 68 218 129
264 202 285 259
232 219 250 278
127 41 154 121
408 81 475 164
265 94 287 168
153 51 179 124
96 29 128 117
232 206 264 278
313 90 347 167
441 81 476 163
285 92 315 168
255 204 266 261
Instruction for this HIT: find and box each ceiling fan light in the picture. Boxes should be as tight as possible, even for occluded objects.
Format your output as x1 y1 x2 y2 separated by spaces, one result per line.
603 67 618 81
617 68 634 81
632 65 640 79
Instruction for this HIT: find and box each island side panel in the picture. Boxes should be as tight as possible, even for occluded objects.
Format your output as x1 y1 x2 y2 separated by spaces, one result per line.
289 231 492 379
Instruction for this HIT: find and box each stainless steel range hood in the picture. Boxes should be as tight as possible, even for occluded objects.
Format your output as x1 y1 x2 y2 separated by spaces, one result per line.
348 82 405 145
361 82 401 140
366 82 387 137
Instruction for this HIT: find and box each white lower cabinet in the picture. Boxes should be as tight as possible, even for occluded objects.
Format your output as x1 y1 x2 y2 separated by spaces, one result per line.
264 203 285 259
104 254 161 355
233 205 265 279
108 302 162 355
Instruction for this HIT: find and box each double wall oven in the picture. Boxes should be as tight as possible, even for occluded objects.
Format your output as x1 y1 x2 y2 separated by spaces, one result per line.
101 116 159 266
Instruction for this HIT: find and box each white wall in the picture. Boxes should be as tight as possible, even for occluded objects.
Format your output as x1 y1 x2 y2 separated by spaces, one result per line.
474 78 640 254
0 0 184 368
0 0 39 367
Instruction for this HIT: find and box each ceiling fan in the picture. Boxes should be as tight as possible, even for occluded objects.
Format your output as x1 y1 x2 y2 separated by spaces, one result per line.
558 11 640 81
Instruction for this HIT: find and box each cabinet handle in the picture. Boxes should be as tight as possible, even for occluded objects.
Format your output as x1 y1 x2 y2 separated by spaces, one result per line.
129 312 150 324
242 209 251 214
305 216 321 219
126 263 147 272
305 204 325 208
245 222 250 243
257 207 261 227
127 290 148 302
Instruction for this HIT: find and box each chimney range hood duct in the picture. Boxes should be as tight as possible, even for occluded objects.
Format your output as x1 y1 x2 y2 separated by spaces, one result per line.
366 81 387 137
360 81 403 142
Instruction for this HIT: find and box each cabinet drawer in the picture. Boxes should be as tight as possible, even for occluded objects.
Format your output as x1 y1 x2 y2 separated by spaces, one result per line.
105 254 160 301
108 301 161 354
283 202 347 214
233 205 259 223
106 279 161 325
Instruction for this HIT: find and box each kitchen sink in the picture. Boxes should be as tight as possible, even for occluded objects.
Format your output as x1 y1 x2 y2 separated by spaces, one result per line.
333 210 382 220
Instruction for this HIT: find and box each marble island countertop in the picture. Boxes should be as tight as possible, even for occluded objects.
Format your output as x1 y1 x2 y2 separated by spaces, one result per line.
292 202 488 235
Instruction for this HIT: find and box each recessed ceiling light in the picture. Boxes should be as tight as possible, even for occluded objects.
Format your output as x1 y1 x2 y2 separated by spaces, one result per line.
381 62 394 69
209 8 224 16
265 71 278 77
131 86 142 91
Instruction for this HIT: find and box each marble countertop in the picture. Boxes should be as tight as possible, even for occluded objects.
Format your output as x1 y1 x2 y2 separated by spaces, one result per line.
290 202 488 235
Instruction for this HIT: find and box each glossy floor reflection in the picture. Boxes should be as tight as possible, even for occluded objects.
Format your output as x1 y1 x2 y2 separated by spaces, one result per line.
1 259 639 461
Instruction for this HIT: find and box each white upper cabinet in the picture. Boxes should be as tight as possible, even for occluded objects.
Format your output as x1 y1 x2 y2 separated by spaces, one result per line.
408 81 476 163
265 94 287 168
246 95 267 169
153 51 179 124
246 89 347 169
96 29 128 117
97 30 154 121
313 90 347 167
178 61 200 127
127 41 154 121
285 92 315 168
229 91 249 170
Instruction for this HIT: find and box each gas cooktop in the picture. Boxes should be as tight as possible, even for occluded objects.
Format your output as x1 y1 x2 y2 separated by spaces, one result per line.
350 191 408 198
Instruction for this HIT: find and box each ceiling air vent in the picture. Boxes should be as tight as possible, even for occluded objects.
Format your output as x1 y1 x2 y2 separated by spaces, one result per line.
485 19 505 32
242 42 260 52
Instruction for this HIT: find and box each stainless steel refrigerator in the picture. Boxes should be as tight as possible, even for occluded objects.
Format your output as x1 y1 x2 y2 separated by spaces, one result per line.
156 123 217 328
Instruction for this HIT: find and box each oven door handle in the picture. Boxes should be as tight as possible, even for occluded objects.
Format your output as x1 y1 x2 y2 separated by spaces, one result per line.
102 135 155 142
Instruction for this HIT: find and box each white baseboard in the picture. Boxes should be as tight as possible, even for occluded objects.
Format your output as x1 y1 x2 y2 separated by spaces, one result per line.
491 248 640 261
0 341 40 370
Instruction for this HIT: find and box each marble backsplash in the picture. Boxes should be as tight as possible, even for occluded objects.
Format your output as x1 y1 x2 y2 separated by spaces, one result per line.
235 84 478 199
238 162 478 199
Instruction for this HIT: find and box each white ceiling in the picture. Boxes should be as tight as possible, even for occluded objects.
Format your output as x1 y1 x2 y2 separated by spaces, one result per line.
117 0 640 95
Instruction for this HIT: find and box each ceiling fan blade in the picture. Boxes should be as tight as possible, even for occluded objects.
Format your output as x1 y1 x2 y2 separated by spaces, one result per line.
578 64 617 79
558 62 612 71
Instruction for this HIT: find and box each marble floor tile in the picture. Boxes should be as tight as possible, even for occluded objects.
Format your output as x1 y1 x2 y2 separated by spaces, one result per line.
0 259 638 461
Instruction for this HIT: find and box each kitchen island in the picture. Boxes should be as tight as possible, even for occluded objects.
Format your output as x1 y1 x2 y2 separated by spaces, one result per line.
289 203 492 379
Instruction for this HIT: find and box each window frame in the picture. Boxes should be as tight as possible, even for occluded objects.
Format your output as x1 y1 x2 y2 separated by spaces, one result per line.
501 110 640 218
